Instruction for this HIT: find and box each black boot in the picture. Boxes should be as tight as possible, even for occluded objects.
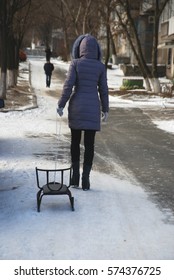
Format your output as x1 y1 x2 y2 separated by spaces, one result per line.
70 161 80 187
82 164 91 191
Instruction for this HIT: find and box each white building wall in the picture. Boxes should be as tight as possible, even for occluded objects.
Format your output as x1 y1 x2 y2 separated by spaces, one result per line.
160 0 174 23
168 16 174 35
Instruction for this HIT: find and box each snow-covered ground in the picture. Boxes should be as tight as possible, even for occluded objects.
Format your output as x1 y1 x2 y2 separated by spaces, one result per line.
0 57 174 260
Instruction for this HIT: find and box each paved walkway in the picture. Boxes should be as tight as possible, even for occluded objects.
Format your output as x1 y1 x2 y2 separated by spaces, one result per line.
1 61 174 217
96 107 174 218
1 59 174 260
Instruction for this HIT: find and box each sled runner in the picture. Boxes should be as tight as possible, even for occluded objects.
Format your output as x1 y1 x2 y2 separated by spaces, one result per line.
36 166 74 212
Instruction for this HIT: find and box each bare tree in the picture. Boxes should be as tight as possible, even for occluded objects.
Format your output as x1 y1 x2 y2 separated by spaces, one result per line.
8 1 32 87
151 0 170 92
112 0 170 93
47 0 72 61
0 0 8 98
47 0 101 60
98 0 115 66
0 0 32 99
61 0 82 36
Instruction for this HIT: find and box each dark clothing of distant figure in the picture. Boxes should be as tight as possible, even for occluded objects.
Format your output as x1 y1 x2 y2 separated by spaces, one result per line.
45 48 52 61
44 62 54 87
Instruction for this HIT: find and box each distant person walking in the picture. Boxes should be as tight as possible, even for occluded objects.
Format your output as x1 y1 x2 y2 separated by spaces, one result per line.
57 34 109 190
45 47 52 61
44 61 54 88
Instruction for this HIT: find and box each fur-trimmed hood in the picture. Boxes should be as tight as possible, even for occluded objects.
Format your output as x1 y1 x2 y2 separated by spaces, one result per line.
58 34 108 131
71 34 102 60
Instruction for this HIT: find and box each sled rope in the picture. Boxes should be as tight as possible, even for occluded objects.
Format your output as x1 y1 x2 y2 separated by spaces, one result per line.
54 110 62 182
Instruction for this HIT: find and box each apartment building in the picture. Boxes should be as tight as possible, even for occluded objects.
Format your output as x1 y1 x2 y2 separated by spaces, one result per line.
111 0 174 79
158 0 174 78
111 1 154 65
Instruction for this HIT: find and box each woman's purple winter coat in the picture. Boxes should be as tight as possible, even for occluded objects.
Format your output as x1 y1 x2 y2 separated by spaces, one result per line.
58 34 109 131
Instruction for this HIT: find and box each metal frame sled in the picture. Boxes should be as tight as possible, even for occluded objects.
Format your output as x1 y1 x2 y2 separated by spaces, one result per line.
35 166 74 212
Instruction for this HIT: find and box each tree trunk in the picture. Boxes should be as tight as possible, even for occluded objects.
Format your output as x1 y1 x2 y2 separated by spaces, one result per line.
0 0 7 99
150 77 161 93
8 70 15 88
105 25 110 67
60 2 70 61
114 0 171 94
110 30 117 64
104 3 111 67
7 34 16 88
82 0 92 34
151 0 159 80
144 77 152 92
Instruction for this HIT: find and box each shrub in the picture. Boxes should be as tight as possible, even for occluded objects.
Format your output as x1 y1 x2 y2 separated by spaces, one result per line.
120 79 144 90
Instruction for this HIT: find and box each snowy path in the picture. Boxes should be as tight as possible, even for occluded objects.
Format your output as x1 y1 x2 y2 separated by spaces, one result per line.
0 58 174 259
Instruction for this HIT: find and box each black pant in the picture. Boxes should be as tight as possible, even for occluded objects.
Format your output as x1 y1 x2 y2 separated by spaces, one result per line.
71 129 96 166
46 75 51 87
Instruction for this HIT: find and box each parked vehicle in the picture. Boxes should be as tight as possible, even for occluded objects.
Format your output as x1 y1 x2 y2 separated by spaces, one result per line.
19 50 27 62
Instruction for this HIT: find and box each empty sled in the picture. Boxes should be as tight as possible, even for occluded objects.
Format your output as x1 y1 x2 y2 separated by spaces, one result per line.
35 166 74 212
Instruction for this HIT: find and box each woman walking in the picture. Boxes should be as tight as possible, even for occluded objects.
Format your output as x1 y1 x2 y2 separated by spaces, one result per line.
57 34 109 190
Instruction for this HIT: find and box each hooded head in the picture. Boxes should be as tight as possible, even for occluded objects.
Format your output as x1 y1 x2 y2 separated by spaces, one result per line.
71 34 102 60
